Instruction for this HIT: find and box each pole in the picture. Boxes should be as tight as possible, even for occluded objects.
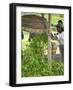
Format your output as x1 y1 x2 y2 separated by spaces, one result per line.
48 14 52 65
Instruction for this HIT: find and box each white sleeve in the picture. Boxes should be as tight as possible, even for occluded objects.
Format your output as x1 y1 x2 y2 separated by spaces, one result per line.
56 32 64 45
57 34 60 40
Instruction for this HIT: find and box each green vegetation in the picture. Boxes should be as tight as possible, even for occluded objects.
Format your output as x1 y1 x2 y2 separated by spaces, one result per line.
21 33 64 77
51 14 64 25
21 14 64 77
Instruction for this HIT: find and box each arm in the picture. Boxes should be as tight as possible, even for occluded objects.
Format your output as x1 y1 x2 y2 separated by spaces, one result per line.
51 33 58 40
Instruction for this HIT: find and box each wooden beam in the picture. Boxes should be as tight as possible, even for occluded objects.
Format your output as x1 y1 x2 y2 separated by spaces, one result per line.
48 14 52 65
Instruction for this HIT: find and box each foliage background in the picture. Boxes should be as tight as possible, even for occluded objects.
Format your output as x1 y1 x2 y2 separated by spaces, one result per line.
21 31 64 77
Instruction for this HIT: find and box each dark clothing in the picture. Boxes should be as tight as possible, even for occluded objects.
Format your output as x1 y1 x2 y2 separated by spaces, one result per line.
59 45 64 63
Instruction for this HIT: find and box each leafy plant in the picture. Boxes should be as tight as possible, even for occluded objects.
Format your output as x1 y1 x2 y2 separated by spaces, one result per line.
21 32 64 77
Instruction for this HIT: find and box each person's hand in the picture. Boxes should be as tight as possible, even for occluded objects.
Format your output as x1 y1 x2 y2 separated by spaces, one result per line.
50 33 54 40
54 33 58 40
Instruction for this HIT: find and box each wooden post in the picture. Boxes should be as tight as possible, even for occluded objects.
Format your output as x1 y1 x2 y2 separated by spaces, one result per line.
41 13 52 65
48 14 52 65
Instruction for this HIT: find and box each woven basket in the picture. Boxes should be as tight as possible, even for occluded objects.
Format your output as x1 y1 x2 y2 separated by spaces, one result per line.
22 15 48 33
